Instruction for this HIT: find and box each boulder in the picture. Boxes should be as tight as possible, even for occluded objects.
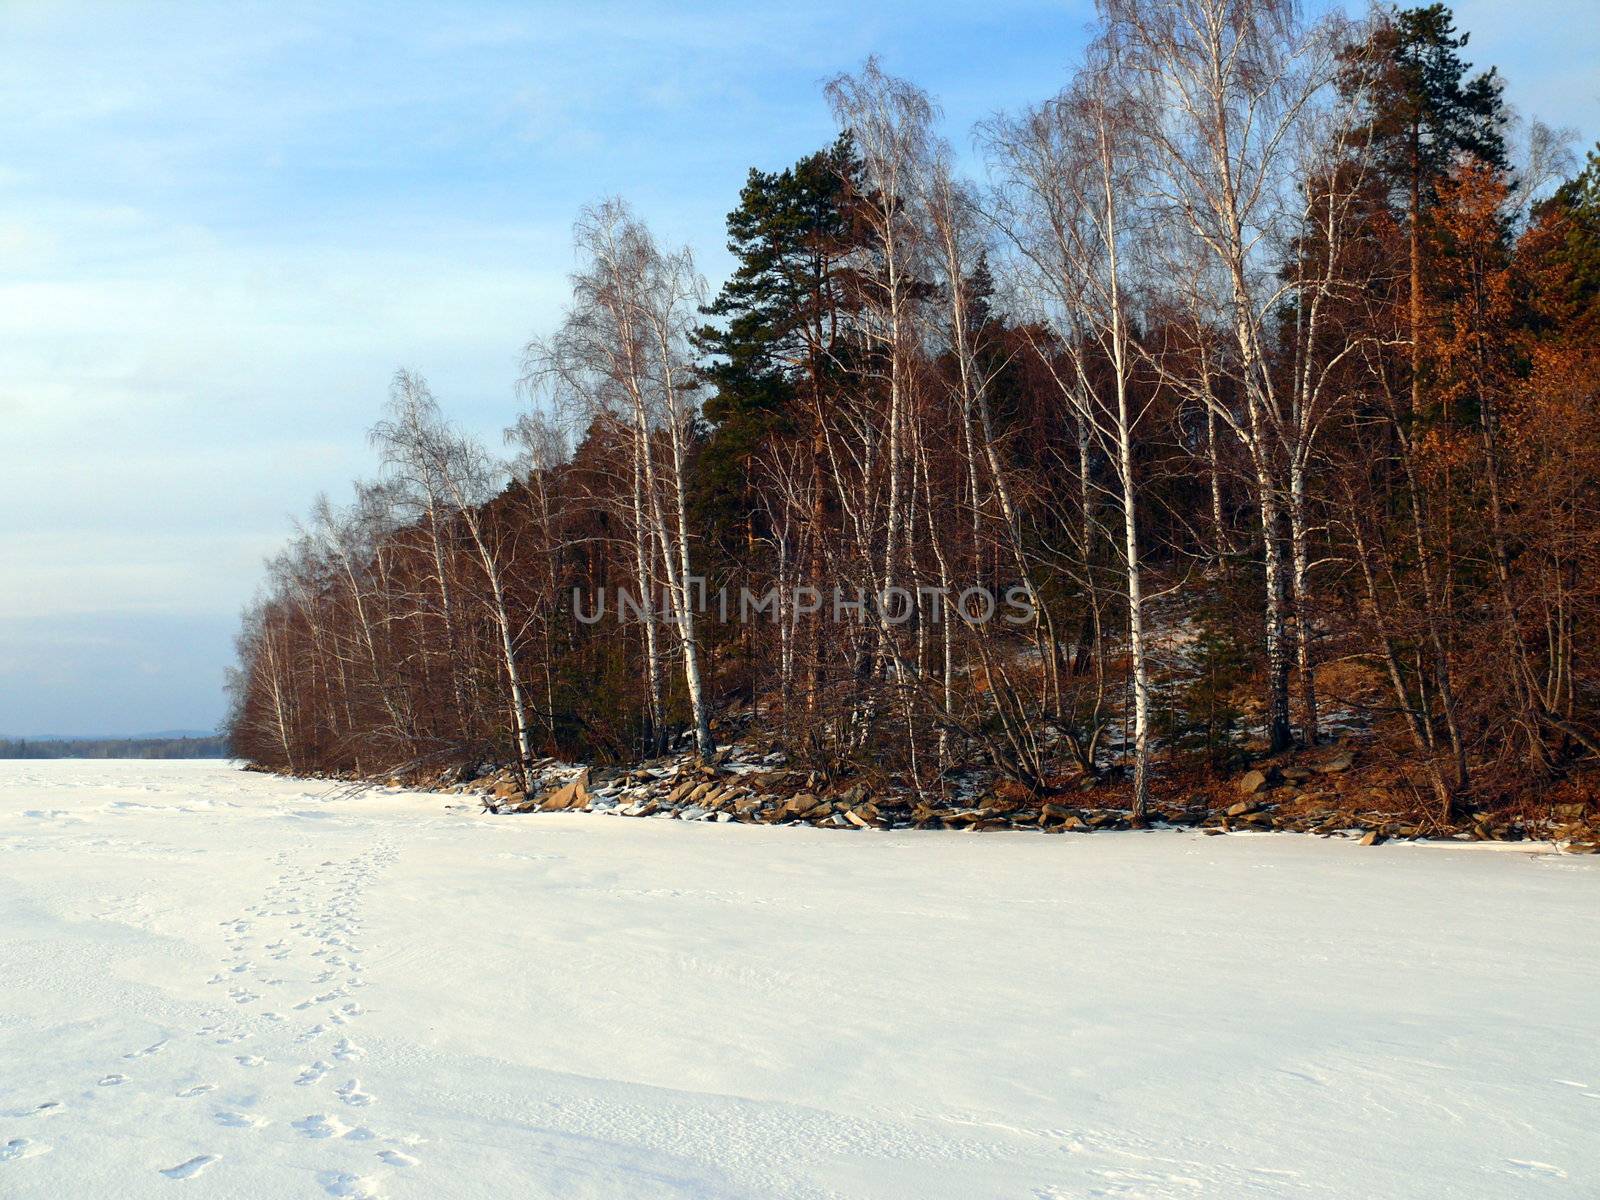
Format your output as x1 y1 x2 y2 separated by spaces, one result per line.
541 769 590 812
1359 829 1386 846
1236 769 1271 795
1317 751 1356 773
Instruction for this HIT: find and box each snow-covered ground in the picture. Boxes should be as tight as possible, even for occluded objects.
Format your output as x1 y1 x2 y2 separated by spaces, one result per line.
1 761 1596 1199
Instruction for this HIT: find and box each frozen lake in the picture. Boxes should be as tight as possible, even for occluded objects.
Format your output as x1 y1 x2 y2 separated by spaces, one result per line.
1 759 1596 1198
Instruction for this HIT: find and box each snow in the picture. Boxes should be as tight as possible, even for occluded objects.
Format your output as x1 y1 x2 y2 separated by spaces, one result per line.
2 760 1597 1200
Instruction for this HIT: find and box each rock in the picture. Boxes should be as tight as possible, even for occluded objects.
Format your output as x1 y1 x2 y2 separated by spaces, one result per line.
1279 765 1314 782
1317 751 1356 773
540 769 591 812
1554 802 1588 821
843 808 871 828
1236 770 1271 795
1226 799 1259 818
1359 829 1385 846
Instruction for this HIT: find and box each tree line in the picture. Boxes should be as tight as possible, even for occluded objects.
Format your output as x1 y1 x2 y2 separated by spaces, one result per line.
227 0 1600 820
1 736 228 760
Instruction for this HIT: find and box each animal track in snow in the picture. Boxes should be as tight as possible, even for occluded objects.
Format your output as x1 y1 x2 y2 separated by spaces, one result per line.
296 1060 332 1086
176 1083 216 1098
124 1039 168 1059
336 1079 373 1107
377 1149 417 1167
97 1074 127 1086
332 1038 363 1061
234 1055 264 1067
159 1154 219 1180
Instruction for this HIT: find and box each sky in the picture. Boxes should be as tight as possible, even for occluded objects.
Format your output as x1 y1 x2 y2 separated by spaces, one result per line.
1 0 1596 737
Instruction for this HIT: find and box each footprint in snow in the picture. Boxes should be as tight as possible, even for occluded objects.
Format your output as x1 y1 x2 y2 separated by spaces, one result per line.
159 1154 219 1180
296 1061 331 1086
377 1149 417 1167
292 1114 345 1139
176 1084 216 1098
124 1039 168 1059
1 1138 51 1163
336 1079 373 1107
1 1101 62 1119
214 1111 266 1129
234 1055 264 1068
97 1074 127 1087
318 1170 382 1198
332 1038 362 1062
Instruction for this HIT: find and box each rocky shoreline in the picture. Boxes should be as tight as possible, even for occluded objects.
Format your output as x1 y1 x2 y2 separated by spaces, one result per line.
403 744 1600 854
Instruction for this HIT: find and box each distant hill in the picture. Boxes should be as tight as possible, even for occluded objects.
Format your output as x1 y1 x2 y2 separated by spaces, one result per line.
0 735 228 760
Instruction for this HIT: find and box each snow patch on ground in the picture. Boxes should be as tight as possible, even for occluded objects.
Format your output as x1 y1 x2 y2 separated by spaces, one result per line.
0 759 1596 1198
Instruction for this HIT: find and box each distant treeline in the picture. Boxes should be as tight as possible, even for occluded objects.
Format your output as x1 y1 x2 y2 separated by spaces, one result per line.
0 736 228 760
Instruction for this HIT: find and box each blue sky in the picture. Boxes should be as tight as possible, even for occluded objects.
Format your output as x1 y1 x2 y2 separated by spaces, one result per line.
1 0 1596 736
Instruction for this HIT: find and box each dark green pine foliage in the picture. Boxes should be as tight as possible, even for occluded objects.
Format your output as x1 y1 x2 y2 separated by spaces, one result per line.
691 134 864 564
1545 146 1600 332
1344 3 1509 200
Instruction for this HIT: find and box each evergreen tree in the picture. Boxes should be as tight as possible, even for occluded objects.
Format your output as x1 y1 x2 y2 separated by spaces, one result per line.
1341 4 1510 422
691 135 864 563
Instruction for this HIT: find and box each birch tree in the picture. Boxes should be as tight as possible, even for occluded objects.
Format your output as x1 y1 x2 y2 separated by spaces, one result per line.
531 200 715 758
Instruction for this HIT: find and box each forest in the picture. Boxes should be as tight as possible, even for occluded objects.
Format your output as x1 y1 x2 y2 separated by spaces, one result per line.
0 736 227 760
226 0 1600 827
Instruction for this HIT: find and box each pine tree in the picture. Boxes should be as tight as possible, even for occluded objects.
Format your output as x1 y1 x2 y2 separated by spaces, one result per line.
691 135 865 564
1341 3 1509 425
